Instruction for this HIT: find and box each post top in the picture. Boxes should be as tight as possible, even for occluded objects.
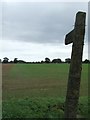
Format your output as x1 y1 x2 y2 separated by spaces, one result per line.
75 11 86 28
76 11 86 15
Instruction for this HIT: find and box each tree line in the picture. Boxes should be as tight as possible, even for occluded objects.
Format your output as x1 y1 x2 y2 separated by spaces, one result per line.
0 57 90 64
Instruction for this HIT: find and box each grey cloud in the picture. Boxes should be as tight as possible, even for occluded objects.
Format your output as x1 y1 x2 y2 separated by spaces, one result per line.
2 2 88 44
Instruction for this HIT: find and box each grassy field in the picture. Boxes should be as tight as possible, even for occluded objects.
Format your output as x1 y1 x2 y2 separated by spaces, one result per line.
2 63 89 118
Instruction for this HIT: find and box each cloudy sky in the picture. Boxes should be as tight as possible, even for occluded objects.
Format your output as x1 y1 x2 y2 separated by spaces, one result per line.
0 1 89 62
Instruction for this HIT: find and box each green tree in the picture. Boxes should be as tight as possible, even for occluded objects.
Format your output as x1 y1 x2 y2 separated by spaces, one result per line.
3 57 9 63
52 58 62 63
45 57 51 63
14 58 18 63
65 58 71 63
83 59 90 63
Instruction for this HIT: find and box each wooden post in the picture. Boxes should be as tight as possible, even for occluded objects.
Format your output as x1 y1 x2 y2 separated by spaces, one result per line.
64 11 86 118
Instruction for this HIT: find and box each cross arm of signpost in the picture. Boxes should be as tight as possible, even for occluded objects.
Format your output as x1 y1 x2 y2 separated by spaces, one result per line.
65 29 75 45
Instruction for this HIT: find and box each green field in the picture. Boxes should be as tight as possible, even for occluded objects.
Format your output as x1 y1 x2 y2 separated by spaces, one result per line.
2 63 89 118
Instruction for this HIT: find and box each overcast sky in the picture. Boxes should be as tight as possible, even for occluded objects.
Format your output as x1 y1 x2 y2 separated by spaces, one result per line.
0 1 89 62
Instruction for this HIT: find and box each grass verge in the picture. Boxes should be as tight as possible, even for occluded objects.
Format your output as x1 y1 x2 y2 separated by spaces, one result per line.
2 96 89 119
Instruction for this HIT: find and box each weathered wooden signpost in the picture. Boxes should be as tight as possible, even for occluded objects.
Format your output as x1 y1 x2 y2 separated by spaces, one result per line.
64 11 86 118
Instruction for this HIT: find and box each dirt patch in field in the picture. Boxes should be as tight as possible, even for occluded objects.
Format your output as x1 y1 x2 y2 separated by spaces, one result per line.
2 64 14 74
2 64 15 100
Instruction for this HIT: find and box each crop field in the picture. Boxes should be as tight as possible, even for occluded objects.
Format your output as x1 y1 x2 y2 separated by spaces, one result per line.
2 63 89 118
